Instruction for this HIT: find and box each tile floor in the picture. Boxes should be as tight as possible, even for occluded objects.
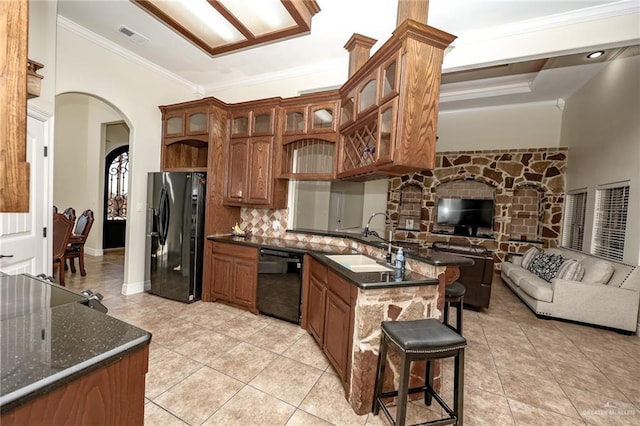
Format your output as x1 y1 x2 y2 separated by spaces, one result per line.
62 250 640 425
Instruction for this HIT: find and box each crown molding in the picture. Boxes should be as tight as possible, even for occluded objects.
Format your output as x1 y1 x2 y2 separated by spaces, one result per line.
454 1 640 44
57 16 204 96
439 73 535 103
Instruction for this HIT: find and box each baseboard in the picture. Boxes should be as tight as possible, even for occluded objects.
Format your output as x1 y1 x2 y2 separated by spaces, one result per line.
121 280 148 295
85 247 104 257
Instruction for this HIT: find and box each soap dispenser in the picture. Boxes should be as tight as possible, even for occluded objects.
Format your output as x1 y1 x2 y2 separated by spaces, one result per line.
395 248 405 271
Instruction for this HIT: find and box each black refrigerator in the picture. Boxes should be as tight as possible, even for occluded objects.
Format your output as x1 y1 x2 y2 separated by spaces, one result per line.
146 172 206 303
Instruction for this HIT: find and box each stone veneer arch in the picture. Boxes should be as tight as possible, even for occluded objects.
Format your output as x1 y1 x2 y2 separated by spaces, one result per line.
389 148 567 265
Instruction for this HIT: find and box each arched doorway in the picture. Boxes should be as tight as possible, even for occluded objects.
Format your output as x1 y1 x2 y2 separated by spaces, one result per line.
104 143 129 249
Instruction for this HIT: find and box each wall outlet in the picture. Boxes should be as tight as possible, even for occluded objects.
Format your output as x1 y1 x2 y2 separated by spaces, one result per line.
272 221 281 231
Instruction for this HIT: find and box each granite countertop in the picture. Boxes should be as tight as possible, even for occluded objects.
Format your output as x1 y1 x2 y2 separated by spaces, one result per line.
0 274 151 413
208 234 445 289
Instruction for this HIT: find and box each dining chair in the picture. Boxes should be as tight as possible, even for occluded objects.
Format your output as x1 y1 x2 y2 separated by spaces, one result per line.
52 213 74 286
64 209 94 276
63 207 76 222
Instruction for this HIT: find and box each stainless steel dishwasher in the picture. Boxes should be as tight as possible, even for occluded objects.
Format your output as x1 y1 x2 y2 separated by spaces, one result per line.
257 248 303 324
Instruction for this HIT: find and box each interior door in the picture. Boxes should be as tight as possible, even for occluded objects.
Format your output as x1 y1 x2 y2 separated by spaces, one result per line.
0 113 49 275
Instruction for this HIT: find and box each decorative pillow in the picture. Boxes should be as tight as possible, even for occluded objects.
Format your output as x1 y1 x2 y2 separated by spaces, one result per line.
521 247 540 270
556 259 585 281
527 252 565 282
580 258 615 284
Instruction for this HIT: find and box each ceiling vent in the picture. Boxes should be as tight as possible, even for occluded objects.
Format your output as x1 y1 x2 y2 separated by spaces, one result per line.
117 25 149 45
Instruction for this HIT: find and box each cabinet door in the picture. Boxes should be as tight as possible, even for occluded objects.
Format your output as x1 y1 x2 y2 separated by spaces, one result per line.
307 275 326 345
186 110 208 135
230 111 250 137
323 291 351 381
232 259 257 309
309 102 337 133
211 254 233 300
226 139 249 203
246 138 273 205
164 111 185 137
252 108 275 135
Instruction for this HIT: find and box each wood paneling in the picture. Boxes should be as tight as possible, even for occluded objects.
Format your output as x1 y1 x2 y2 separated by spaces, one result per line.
1 345 149 425
0 0 30 212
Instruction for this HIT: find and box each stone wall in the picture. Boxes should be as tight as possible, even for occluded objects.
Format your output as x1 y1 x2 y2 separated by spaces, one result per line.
389 147 567 264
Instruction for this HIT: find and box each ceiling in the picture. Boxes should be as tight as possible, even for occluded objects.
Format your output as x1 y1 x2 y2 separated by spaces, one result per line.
57 0 640 111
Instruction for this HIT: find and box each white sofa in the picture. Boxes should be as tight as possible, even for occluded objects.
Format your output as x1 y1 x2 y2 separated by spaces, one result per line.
501 247 640 333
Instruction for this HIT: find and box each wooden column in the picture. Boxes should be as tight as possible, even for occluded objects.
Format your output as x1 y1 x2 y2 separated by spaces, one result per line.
343 34 377 78
396 0 429 25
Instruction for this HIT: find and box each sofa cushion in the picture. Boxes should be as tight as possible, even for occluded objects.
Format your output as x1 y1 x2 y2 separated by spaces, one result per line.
521 247 540 270
580 257 615 284
501 261 522 286
518 275 554 302
556 259 585 281
527 252 565 282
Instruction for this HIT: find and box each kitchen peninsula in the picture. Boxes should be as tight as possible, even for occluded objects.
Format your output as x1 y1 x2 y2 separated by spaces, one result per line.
0 274 151 425
206 230 471 414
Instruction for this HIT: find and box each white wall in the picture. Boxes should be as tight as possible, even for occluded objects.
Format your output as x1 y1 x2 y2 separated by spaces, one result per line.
55 25 198 294
437 101 563 151
362 180 390 236
561 54 640 265
54 94 124 255
28 0 57 115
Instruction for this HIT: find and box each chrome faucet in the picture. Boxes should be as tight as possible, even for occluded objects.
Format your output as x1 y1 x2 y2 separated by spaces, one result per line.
363 212 391 238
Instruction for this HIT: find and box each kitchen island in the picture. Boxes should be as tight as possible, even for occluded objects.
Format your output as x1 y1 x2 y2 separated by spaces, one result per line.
0 274 151 425
206 231 472 414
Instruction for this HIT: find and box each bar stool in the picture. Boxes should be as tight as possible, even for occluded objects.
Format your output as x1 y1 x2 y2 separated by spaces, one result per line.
372 319 466 426
444 281 466 334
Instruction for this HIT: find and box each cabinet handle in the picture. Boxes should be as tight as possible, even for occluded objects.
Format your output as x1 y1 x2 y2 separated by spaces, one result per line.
0 254 14 259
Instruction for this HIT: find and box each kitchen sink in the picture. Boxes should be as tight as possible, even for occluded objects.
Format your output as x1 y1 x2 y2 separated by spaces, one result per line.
325 254 394 273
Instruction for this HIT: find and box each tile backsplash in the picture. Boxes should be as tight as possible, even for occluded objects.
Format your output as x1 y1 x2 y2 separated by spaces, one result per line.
240 208 288 238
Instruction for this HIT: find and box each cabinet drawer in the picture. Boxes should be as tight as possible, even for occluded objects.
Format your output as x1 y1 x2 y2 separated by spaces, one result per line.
327 270 353 305
309 258 328 283
211 242 258 260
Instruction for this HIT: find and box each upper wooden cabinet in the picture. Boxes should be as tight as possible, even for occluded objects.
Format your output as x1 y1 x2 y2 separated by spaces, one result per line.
159 99 227 172
337 21 456 179
0 0 29 212
224 99 287 208
281 94 339 136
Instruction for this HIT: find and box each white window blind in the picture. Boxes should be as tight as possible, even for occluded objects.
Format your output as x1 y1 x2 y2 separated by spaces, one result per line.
591 183 630 261
562 191 587 251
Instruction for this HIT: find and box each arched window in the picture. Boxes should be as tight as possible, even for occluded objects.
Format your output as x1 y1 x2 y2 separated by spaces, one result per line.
106 146 128 221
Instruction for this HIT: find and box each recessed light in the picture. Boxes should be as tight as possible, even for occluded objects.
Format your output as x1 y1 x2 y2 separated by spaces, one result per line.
586 50 605 59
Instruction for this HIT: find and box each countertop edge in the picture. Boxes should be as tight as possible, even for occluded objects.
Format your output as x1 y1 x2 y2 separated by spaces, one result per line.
0 333 151 413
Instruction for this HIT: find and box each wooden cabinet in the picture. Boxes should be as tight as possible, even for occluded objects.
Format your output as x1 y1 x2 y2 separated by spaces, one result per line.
302 257 356 385
203 241 258 313
337 21 455 179
159 100 214 172
0 0 29 212
279 92 340 179
224 99 287 208
1 345 149 425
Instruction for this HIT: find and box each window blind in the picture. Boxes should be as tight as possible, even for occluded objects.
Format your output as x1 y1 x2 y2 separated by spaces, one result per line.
562 192 586 251
591 184 629 261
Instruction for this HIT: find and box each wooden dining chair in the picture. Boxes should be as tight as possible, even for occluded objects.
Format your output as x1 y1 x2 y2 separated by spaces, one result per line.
64 209 94 276
63 207 76 222
53 213 74 286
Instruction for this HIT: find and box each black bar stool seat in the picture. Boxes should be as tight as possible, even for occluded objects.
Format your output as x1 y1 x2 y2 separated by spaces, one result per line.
372 318 466 426
444 281 466 334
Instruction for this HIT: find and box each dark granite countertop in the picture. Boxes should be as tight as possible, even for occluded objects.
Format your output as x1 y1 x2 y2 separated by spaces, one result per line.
208 234 444 289
0 274 151 413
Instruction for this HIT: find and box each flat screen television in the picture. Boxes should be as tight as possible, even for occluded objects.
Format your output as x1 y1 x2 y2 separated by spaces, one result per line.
436 198 494 233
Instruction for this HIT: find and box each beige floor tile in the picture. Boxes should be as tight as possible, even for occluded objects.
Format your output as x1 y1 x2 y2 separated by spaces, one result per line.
176 302 242 329
508 399 586 426
172 331 240 365
562 384 639 426
498 369 581 419
299 371 368 425
208 342 277 382
463 358 504 395
491 346 555 380
608 371 640 407
202 386 296 425
217 315 270 340
286 409 333 425
282 333 330 370
546 359 626 401
250 323 305 354
149 317 208 349
153 366 244 425
144 401 188 426
366 400 444 425
250 356 323 406
462 386 514 426
145 350 202 399
464 339 495 366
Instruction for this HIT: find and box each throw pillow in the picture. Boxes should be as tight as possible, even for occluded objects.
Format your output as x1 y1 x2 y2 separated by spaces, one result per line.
528 252 565 282
556 259 585 281
521 247 540 270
